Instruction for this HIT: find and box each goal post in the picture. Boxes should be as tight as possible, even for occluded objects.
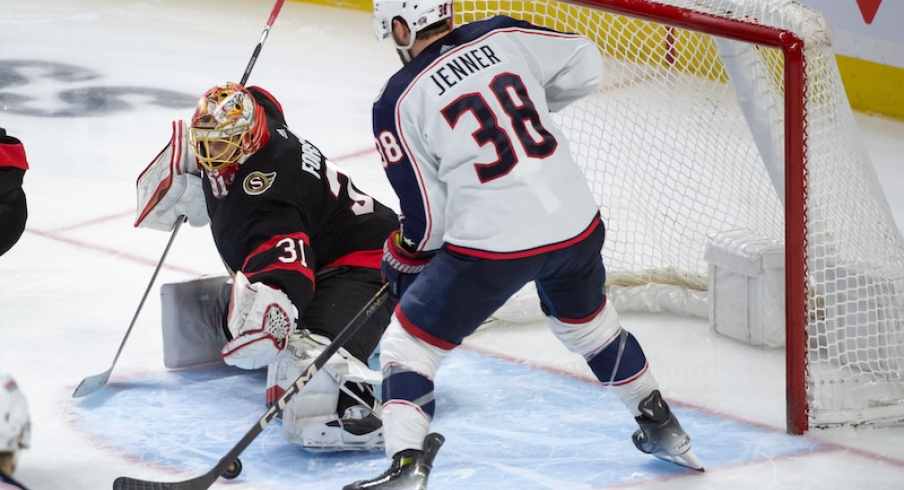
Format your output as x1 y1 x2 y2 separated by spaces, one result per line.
456 0 904 434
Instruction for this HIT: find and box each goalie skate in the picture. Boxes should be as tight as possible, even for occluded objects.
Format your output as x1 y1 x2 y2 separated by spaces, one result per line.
343 432 445 490
301 404 384 451
632 390 704 472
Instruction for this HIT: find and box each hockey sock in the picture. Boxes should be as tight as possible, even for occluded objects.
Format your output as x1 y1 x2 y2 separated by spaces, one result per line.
382 364 436 419
586 329 648 385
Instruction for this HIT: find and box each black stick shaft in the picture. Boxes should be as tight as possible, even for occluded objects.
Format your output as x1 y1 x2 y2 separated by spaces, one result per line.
112 284 390 490
239 0 285 85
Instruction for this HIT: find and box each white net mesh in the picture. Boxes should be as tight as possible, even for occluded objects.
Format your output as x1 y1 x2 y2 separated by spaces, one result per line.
459 0 904 428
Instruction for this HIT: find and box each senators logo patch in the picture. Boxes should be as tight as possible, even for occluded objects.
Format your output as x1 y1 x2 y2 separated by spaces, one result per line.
243 171 277 195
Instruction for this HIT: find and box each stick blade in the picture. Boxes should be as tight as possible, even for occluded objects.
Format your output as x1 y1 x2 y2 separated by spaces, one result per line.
71 370 111 398
113 477 174 490
113 472 217 490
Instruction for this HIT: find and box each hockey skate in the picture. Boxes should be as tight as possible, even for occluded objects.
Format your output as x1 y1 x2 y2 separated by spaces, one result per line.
343 432 445 490
301 404 384 451
632 390 704 471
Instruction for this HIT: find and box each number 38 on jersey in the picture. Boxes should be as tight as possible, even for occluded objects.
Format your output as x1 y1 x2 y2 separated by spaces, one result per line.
374 71 557 184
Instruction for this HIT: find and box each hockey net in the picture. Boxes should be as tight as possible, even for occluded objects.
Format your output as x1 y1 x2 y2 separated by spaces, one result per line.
457 0 904 433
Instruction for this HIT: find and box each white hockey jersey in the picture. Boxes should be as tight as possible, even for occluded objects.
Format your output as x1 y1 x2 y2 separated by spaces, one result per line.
373 16 604 257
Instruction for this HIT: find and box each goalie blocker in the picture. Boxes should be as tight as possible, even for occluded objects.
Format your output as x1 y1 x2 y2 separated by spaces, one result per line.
160 271 389 452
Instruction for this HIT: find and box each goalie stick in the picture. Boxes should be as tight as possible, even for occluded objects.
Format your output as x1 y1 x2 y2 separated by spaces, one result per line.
72 218 185 398
112 283 390 490
71 0 286 399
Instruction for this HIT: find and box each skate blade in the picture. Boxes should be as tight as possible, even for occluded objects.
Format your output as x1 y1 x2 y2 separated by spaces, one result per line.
302 443 384 452
653 448 705 472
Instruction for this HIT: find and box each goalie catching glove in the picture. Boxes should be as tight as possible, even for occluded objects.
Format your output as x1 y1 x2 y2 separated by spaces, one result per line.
221 271 297 370
267 331 384 451
381 229 433 302
135 120 209 231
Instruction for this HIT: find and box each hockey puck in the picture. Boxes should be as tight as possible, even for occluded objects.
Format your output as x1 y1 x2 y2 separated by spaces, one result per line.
222 458 243 479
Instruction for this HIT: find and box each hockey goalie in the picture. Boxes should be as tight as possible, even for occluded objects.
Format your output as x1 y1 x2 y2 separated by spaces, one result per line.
134 83 400 451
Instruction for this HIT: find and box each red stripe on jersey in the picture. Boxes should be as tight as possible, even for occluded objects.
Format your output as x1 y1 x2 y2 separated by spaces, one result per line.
242 232 315 283
246 261 315 283
0 141 28 170
396 305 458 350
557 297 606 324
445 215 601 259
322 248 383 270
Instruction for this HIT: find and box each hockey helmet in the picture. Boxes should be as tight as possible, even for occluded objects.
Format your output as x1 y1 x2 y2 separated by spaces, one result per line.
372 0 453 49
0 373 31 454
189 83 269 181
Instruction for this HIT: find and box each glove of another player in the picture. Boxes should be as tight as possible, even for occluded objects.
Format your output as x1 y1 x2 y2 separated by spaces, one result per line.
381 229 433 303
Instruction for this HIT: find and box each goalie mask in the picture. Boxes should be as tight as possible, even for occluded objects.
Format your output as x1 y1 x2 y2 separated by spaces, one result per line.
0 373 31 457
372 0 453 51
189 83 269 198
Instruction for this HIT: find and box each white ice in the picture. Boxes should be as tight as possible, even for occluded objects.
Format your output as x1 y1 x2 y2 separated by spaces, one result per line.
1 1 903 489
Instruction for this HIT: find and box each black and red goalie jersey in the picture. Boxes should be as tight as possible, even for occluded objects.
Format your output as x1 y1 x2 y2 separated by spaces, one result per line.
203 87 399 313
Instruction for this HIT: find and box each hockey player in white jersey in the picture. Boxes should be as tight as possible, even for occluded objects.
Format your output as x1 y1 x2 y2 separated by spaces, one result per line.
345 2 703 488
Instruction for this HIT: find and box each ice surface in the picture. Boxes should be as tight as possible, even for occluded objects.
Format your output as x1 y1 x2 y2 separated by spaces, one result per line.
1 1 903 489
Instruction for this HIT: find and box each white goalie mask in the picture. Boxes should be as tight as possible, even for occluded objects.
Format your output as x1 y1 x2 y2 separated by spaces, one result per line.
372 0 454 50
0 373 31 455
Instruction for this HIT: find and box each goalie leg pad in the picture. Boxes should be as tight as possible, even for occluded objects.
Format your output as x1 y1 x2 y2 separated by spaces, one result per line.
221 271 297 370
298 403 384 452
160 275 231 369
270 332 384 451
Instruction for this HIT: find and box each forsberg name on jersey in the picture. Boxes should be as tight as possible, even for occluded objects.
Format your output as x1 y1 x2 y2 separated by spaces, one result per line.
430 44 502 97
300 139 323 179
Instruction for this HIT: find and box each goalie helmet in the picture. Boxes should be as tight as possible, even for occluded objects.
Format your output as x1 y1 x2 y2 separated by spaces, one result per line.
372 0 453 50
0 373 31 453
189 83 269 189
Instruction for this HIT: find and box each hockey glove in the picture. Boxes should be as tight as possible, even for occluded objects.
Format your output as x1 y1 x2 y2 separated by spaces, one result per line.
381 229 433 303
134 120 209 231
221 271 297 370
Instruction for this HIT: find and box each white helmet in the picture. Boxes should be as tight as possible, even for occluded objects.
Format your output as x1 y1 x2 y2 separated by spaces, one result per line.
372 0 453 50
0 373 31 453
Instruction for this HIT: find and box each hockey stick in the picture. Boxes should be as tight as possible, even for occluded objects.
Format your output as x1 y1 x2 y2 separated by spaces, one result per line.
113 283 390 490
72 0 286 399
239 0 285 86
72 218 185 398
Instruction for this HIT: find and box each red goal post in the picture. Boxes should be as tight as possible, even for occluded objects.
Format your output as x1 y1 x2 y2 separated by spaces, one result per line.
456 0 904 435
